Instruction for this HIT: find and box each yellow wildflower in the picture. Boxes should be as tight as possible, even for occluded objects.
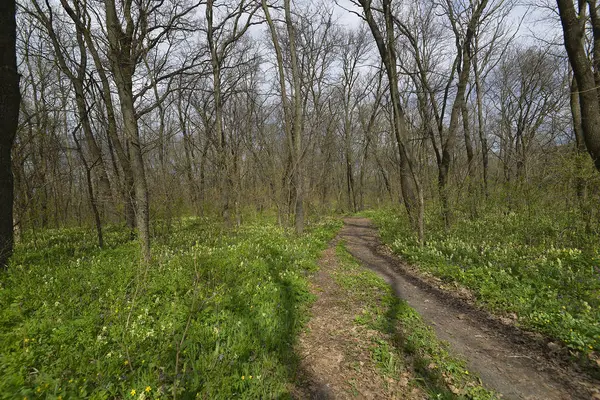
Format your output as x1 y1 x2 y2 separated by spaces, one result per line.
249 376 252 379
145 386 151 393
124 360 129 365
130 389 136 396
242 376 245 380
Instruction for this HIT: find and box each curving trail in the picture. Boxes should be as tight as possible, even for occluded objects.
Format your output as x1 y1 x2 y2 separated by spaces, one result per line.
293 238 424 399
338 217 598 400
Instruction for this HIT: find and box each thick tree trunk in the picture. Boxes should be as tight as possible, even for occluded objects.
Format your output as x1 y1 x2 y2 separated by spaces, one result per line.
0 0 19 268
557 0 600 171
121 95 151 262
104 0 151 263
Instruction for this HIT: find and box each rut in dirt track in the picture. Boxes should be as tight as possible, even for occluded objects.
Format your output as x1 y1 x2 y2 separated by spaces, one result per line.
340 217 598 400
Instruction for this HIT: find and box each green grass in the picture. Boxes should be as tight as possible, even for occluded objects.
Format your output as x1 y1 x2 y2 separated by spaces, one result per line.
361 208 600 357
333 241 497 399
0 217 341 399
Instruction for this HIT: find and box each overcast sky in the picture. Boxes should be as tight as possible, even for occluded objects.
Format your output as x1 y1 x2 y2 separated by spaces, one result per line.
331 0 563 46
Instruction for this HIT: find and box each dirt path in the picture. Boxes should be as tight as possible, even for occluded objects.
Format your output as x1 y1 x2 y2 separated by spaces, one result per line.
293 240 425 399
339 217 599 400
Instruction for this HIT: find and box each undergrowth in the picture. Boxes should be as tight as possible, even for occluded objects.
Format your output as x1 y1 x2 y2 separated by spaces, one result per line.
333 241 497 400
0 216 341 399
361 208 600 359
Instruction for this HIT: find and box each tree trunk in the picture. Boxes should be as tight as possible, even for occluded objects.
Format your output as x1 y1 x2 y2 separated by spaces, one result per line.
284 0 305 234
0 0 19 268
557 0 600 171
473 43 489 199
570 75 592 230
206 0 231 226
461 103 475 178
122 94 151 262
262 0 304 233
104 0 151 263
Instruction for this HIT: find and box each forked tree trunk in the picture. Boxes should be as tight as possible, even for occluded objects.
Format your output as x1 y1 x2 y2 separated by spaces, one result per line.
104 0 151 263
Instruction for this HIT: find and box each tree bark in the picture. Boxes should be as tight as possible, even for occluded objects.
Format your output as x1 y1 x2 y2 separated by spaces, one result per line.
557 0 600 170
104 0 151 262
570 74 591 229
284 0 305 234
0 0 19 268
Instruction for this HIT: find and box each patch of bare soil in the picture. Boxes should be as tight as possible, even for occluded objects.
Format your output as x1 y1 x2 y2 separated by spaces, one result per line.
339 217 600 400
292 241 425 399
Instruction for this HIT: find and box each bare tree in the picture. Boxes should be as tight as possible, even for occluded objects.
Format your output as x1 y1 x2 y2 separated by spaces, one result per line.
262 0 307 234
353 0 425 242
492 46 567 182
57 0 137 232
101 0 201 261
335 27 370 212
205 0 260 225
26 0 115 247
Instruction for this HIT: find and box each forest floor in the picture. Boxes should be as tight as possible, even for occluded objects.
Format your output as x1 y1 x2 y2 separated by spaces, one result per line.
294 217 600 399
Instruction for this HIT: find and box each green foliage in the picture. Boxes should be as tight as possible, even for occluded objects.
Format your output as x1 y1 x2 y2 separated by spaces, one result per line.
0 217 341 399
334 242 497 399
364 208 600 355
